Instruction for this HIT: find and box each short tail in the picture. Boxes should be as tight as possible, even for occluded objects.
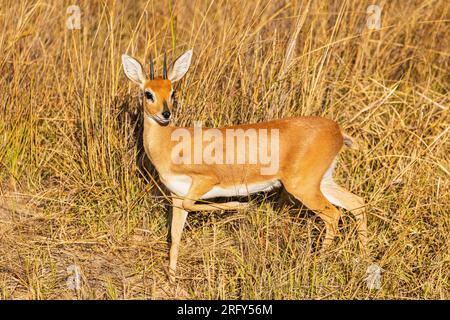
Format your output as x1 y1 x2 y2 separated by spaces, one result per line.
342 132 360 150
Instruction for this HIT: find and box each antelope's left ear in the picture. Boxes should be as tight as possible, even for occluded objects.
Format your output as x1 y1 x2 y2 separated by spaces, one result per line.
122 54 146 86
168 49 193 82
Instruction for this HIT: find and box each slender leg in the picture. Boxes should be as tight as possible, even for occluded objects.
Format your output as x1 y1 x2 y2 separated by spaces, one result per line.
181 178 249 212
183 201 249 211
284 183 341 249
321 180 368 253
169 195 188 283
168 179 248 283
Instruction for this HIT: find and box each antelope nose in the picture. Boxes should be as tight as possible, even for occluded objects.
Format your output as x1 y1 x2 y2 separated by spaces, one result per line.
162 110 171 119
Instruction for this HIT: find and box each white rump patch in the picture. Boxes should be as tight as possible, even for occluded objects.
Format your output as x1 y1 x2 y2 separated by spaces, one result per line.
320 158 345 208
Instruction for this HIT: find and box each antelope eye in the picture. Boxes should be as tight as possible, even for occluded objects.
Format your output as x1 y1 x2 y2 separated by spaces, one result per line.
145 91 154 102
170 91 175 102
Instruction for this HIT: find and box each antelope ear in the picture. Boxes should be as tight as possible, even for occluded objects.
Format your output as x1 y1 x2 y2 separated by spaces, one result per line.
122 54 145 85
168 49 193 82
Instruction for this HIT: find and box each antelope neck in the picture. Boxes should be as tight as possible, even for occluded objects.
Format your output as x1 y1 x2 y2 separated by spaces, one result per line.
143 115 173 155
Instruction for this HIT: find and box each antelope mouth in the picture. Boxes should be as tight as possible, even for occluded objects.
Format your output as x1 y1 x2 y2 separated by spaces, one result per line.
149 115 170 126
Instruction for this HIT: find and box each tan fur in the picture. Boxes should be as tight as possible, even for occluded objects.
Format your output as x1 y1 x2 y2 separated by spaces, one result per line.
143 78 173 116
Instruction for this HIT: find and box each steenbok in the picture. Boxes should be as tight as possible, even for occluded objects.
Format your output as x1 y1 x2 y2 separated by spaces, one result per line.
122 49 367 283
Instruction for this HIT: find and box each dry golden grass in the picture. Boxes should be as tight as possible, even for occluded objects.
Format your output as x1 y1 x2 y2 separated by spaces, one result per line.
0 0 449 299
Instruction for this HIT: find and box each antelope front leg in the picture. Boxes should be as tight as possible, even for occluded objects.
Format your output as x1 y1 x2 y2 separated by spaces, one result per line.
182 178 249 212
168 179 248 283
169 194 188 283
183 201 249 211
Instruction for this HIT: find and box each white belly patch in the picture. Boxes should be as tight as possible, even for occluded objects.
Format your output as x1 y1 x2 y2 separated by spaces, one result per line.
201 179 281 199
162 174 192 197
161 175 281 199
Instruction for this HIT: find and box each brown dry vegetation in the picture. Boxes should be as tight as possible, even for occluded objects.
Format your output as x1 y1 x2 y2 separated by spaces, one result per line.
0 0 449 299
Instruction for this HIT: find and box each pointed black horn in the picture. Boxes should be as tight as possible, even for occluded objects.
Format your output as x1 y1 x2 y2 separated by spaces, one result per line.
163 52 168 80
149 53 154 80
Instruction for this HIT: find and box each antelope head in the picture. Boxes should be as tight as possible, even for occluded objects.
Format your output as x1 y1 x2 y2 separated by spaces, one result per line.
122 50 193 125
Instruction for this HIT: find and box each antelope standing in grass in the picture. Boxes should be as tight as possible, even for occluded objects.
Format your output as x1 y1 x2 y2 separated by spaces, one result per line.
122 49 367 283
